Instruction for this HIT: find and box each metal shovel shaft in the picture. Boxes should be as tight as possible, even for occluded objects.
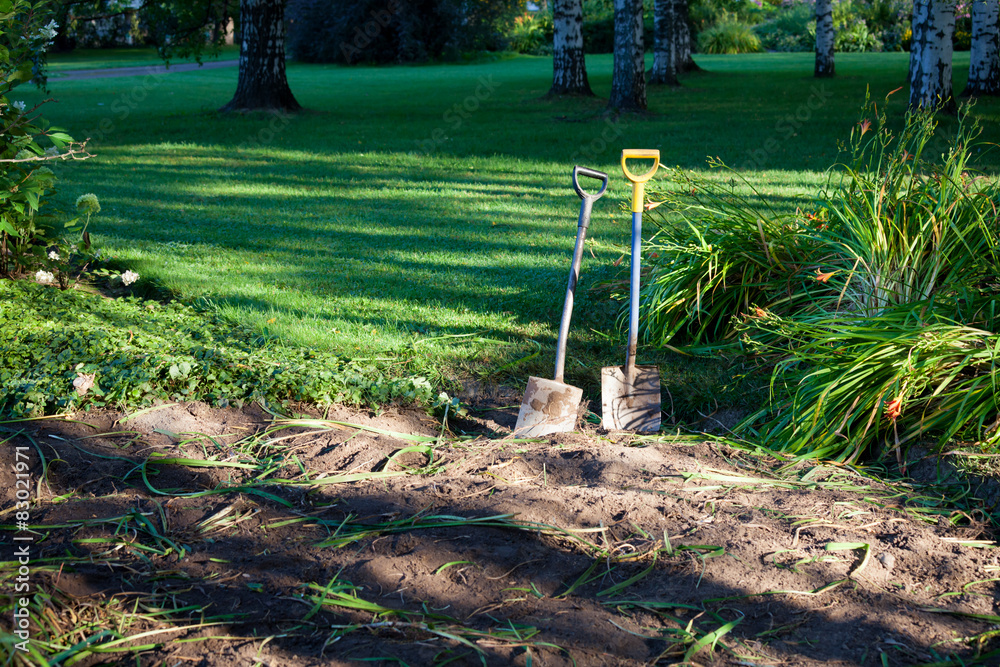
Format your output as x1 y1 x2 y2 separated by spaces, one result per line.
554 196 594 384
624 209 642 403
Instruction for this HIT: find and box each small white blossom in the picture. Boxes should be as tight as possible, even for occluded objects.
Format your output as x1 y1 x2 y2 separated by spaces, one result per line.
48 250 60 261
70 244 78 252
121 270 140 286
35 270 55 284
33 20 58 42
12 101 26 112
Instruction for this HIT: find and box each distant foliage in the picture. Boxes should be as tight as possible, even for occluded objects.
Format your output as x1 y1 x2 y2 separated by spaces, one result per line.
286 0 524 64
697 15 761 53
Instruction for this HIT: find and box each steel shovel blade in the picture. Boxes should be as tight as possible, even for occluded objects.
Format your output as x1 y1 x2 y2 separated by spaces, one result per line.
600 365 661 432
514 376 584 437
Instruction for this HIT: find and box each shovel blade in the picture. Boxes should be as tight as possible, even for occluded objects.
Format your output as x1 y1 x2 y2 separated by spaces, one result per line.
514 376 584 437
600 365 661 432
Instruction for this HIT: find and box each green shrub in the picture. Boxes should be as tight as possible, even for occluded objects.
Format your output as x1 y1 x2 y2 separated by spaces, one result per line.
643 99 1000 461
0 0 86 279
507 11 553 55
754 3 814 52
697 16 761 54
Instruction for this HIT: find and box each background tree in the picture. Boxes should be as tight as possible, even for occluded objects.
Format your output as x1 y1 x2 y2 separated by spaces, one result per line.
814 0 834 77
676 0 698 72
550 0 592 95
219 0 299 112
608 0 645 111
650 0 680 85
964 0 1000 96
909 0 956 110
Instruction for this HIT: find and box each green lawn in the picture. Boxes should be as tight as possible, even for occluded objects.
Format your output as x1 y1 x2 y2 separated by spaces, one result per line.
18 51 1000 400
46 44 240 71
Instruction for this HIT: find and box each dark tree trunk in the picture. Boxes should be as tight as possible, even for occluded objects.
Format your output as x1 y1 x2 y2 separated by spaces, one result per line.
650 0 680 85
815 0 835 77
908 0 955 111
609 0 646 112
676 0 699 73
220 0 301 113
550 0 593 95
964 0 1000 96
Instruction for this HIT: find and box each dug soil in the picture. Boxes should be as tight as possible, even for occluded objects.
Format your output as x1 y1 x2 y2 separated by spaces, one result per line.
2 393 998 666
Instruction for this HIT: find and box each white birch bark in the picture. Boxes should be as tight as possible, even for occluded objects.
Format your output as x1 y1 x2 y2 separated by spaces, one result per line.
609 0 646 111
550 0 593 95
908 0 955 110
650 0 680 85
965 0 1000 96
814 0 835 78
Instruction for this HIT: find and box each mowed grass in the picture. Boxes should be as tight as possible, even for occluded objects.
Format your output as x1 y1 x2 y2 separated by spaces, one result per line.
20 51 1000 394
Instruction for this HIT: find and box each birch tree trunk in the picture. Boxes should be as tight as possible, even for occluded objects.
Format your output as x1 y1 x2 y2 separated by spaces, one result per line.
650 0 680 85
550 0 593 95
814 0 835 77
220 0 301 113
609 0 646 111
908 0 955 110
964 0 1000 96
676 0 699 72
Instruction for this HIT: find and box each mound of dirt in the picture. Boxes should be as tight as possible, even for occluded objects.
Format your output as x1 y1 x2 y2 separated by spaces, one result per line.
1 398 998 666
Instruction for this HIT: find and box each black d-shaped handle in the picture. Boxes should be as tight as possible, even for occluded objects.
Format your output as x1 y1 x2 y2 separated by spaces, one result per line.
572 166 610 202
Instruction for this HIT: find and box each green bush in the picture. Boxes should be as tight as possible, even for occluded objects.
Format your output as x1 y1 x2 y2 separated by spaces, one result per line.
0 0 85 279
754 3 814 52
643 100 1000 461
697 16 761 54
507 11 553 55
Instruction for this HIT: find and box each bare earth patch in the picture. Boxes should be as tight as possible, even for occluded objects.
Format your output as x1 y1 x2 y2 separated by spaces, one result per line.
1 397 998 666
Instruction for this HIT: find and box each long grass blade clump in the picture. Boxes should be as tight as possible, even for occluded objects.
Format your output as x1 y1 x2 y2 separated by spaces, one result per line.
643 96 1000 461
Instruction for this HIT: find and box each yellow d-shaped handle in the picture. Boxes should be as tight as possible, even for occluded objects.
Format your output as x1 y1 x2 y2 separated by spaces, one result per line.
621 149 660 213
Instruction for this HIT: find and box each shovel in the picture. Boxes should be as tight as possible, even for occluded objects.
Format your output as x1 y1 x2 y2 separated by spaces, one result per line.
601 149 662 432
514 166 609 437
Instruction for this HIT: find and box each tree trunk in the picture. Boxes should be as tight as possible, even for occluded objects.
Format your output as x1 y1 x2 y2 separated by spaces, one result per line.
609 0 646 112
550 0 593 95
964 0 1000 96
650 0 680 85
220 0 301 113
814 0 835 77
676 0 699 72
908 0 955 110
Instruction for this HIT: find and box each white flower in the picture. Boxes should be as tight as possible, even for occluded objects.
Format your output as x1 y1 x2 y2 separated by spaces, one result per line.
48 250 60 261
33 20 58 42
70 244 78 253
121 270 140 286
35 270 55 284
12 101 25 112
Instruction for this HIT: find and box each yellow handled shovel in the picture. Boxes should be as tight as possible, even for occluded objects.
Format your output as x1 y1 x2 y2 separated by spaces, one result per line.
601 150 662 432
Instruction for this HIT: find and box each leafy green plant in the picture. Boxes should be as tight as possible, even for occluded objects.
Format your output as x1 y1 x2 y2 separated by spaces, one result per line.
697 15 762 54
506 11 553 55
0 0 88 279
644 98 1000 461
0 280 439 417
